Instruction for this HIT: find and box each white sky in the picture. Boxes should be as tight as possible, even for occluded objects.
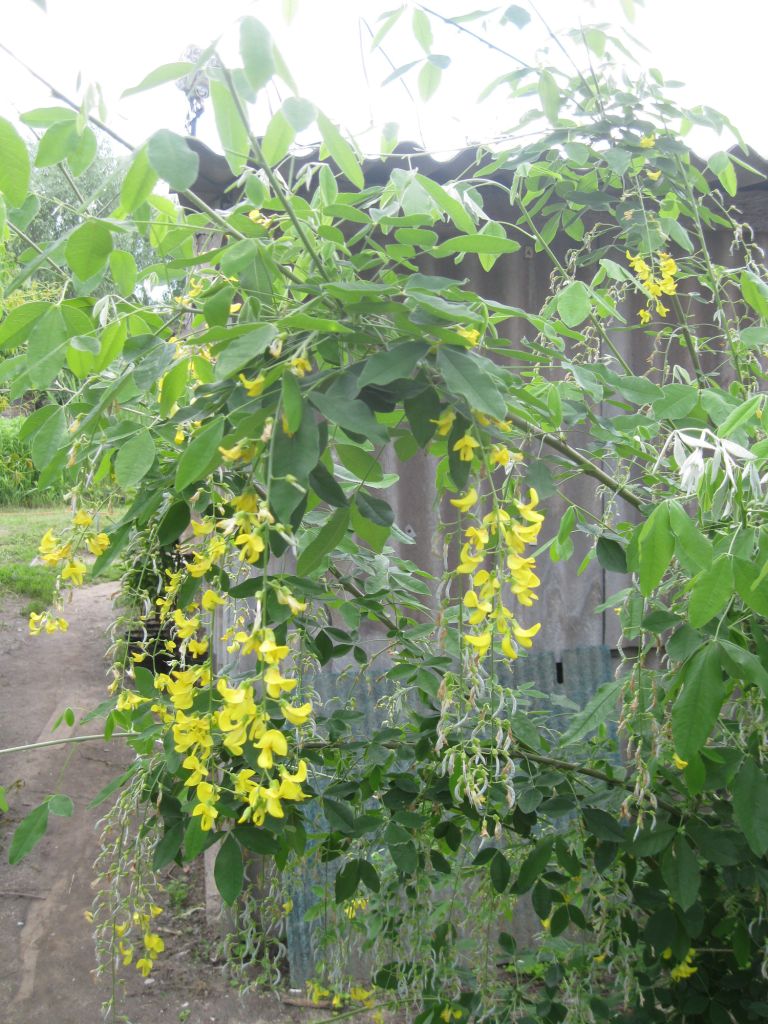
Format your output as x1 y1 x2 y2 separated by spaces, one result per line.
0 0 764 162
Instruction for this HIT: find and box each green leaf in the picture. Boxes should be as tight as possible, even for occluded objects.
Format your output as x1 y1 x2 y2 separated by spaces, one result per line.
718 395 762 438
121 146 158 213
741 271 768 319
359 859 380 893
115 428 156 489
273 408 320 484
688 554 732 628
29 404 66 470
513 837 554 894
281 371 303 435
708 151 738 197
175 418 224 491
262 109 295 165
309 463 347 507
431 233 521 258
733 757 768 856
661 837 700 911
147 129 199 191
558 680 620 747
336 443 383 482
335 859 361 902
668 501 713 575
309 390 388 444
211 79 250 174
215 325 277 380
734 558 768 617
415 174 475 233
68 126 97 177
160 359 189 417
240 17 275 91
412 8 433 51
595 537 627 573
671 643 728 762
355 490 394 528
0 117 31 206
281 98 315 133
358 342 428 387
27 307 70 387
109 250 137 296
35 121 79 167
557 281 591 328
719 640 768 697
317 112 364 189
214 834 244 905
538 70 561 124
418 61 441 101
8 802 49 865
503 5 531 28
153 822 185 870
490 850 511 893
0 786 8 813
65 220 113 280
351 503 389 552
296 508 350 575
437 347 506 420
158 501 191 547
653 383 698 420
637 502 674 596
48 794 73 817
122 61 194 98
0 300 49 351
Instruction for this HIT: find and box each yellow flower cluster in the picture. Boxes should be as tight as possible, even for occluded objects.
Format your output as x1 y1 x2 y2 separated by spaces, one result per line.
116 906 164 977
450 486 543 660
626 250 677 323
669 948 697 982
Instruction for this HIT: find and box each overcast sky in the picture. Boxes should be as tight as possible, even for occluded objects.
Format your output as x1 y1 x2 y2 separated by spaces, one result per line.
0 0 763 161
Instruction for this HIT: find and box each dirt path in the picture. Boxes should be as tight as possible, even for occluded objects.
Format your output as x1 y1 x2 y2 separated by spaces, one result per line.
0 585 338 1024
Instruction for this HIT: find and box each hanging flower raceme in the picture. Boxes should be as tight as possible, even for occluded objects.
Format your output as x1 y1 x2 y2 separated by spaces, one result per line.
626 249 678 322
449 483 544 663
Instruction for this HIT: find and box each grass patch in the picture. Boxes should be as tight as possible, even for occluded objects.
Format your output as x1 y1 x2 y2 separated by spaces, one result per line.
0 507 120 614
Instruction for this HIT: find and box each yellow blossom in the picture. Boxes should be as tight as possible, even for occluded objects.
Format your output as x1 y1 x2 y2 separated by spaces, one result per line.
264 665 298 698
276 587 307 616
646 169 661 181
234 530 265 563
239 373 266 397
670 949 697 982
672 753 688 770
489 444 512 466
201 590 226 612
464 631 491 656
136 958 153 977
174 428 185 445
639 308 652 325
87 532 110 556
431 409 456 436
639 134 655 148
229 302 242 314
513 622 541 648
188 637 209 657
72 510 93 527
256 728 289 769
457 327 480 346
281 701 313 726
61 559 87 586
453 433 480 462
450 487 478 512
290 356 312 377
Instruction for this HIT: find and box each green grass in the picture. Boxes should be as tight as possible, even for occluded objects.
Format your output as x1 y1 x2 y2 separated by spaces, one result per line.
0 508 71 614
0 507 120 615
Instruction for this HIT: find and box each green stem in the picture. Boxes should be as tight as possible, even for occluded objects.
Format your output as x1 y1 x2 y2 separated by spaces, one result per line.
504 411 644 510
0 732 130 757
670 293 706 385
219 65 330 283
518 205 633 375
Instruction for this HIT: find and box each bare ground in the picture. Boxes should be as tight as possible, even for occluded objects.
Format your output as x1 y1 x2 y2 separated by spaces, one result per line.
0 584 383 1024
